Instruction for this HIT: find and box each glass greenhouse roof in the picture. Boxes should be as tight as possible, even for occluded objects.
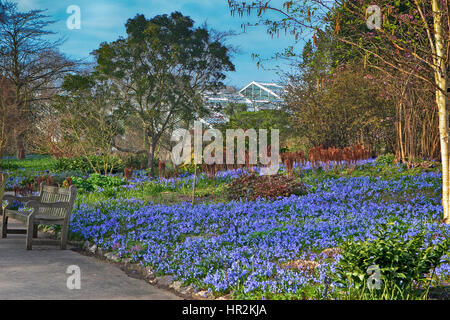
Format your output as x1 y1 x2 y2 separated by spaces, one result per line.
201 81 285 127
205 81 285 111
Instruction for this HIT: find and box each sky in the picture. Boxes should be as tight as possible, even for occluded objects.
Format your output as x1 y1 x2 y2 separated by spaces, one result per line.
14 0 305 88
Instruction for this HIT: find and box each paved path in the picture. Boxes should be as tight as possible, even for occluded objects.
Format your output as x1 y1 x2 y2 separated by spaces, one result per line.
0 217 181 300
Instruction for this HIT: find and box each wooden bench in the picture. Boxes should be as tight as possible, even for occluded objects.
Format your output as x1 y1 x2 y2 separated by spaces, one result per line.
1 183 77 250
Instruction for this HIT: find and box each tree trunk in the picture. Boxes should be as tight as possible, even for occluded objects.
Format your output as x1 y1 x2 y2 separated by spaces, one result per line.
15 130 25 159
432 0 449 224
147 141 157 177
147 150 153 176
397 101 406 162
437 85 448 224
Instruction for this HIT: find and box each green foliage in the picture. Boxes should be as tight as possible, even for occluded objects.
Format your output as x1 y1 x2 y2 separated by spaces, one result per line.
375 153 395 166
54 157 86 173
335 224 449 299
0 155 57 172
70 174 125 193
223 102 248 118
0 161 19 170
55 155 124 174
220 109 294 147
224 109 291 132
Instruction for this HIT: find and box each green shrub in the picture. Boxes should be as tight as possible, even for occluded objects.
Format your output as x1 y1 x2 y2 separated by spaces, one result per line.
334 224 449 299
55 155 124 174
55 157 86 172
0 161 19 170
70 174 125 193
375 153 395 166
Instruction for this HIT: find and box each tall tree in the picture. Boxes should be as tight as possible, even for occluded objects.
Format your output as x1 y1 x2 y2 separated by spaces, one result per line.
0 0 77 158
94 12 235 175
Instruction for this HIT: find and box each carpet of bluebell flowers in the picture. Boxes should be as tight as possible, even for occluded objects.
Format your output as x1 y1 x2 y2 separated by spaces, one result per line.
68 167 450 299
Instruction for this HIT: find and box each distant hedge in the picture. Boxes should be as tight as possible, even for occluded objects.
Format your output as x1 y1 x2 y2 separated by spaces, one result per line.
54 155 125 174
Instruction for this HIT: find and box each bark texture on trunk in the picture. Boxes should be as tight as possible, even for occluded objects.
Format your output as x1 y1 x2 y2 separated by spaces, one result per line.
432 0 449 224
147 141 157 177
15 130 25 159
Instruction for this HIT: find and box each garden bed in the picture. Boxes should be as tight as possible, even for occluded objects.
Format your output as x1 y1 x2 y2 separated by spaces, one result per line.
68 169 450 300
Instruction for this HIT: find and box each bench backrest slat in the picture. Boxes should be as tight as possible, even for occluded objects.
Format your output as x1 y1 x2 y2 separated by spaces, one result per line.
38 184 77 219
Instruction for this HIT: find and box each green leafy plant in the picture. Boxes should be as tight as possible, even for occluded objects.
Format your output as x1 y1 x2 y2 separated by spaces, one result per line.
375 154 395 166
70 174 125 193
0 161 19 170
55 155 124 174
334 224 449 300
